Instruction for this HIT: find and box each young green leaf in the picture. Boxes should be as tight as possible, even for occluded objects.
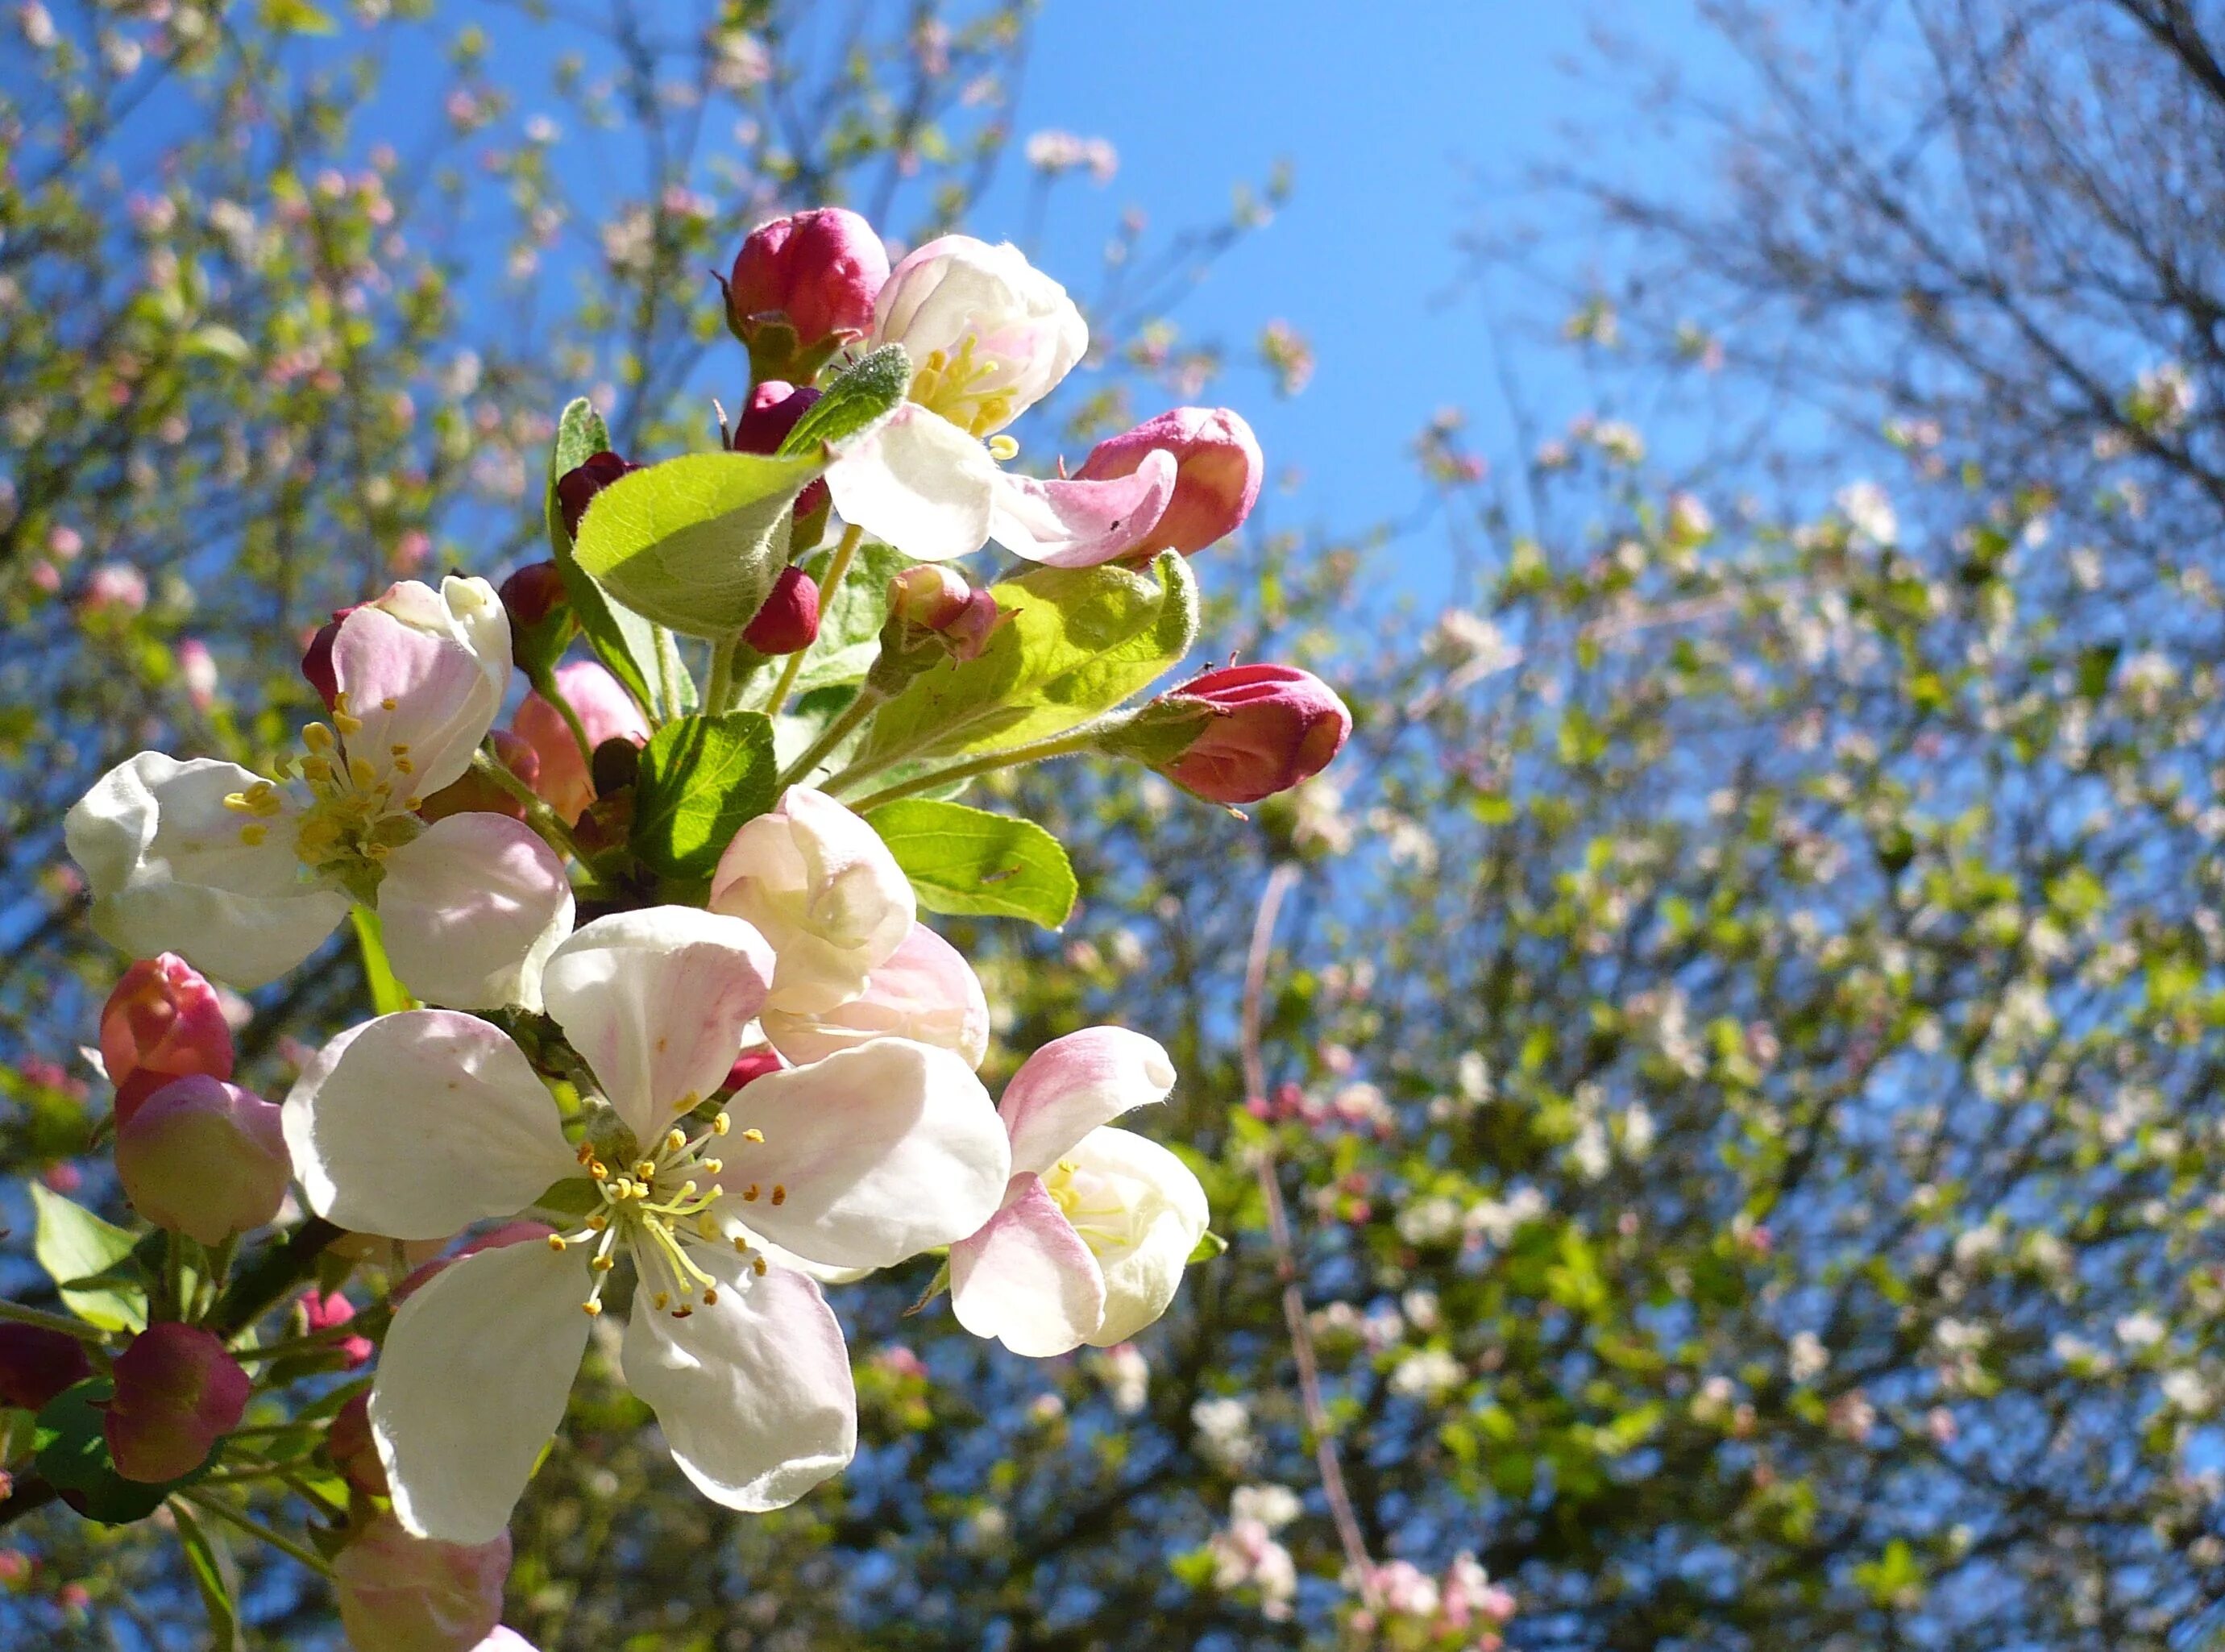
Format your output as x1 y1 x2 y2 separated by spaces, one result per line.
1187 1230 1229 1265
31 1182 146 1332
544 398 664 717
572 450 828 639
776 342 912 456
866 799 1078 929
631 711 780 881
171 1500 247 1651
856 550 1200 770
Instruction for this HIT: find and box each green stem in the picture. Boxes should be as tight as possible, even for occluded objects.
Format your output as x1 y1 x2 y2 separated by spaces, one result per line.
208 1218 346 1340
654 625 687 721
471 748 591 865
0 1299 109 1341
177 1489 336 1579
531 667 596 766
765 523 861 719
704 633 740 716
841 726 1106 811
775 686 885 791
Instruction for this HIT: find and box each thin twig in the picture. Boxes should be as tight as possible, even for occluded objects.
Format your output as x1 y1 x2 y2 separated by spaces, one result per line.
1239 861 1376 1595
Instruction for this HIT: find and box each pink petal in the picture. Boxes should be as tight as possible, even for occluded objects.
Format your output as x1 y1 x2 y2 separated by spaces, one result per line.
1000 1026 1177 1177
949 1176 1106 1357
987 449 1177 568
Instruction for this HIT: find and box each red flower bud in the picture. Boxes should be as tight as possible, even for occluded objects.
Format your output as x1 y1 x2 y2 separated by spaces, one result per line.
724 208 889 377
101 954 235 1124
300 604 361 710
554 451 640 542
0 1325 93 1411
1151 664 1350 804
723 1048 785 1092
115 1076 290 1246
499 561 575 678
731 382 832 518
742 566 821 655
417 728 542 824
301 1290 374 1369
104 1324 251 1483
1075 407 1264 556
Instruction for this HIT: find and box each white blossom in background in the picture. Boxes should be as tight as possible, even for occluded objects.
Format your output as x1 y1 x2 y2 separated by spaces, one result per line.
1836 479 1899 544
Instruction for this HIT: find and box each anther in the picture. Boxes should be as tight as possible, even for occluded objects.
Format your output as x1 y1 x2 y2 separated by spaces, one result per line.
743 1185 759 1202
240 824 267 846
589 1160 609 1180
753 1257 767 1276
636 1160 658 1181
770 1184 787 1206
547 1235 567 1251
582 1301 602 1317
703 1158 722 1175
577 1141 596 1164
303 723 336 753
671 1306 693 1319
334 711 364 737
741 1127 763 1144
654 1292 670 1310
988 434 1019 461
592 1255 615 1272
701 1289 719 1306
666 1128 687 1153
380 697 398 711
733 1236 750 1253
348 755 380 789
712 1113 731 1136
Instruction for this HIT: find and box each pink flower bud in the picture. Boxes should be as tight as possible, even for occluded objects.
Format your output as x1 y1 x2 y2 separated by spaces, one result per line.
723 1048 784 1091
741 566 821 655
888 563 973 630
553 451 640 542
0 1325 93 1411
497 562 575 676
115 1076 290 1245
101 954 235 1123
1075 408 1263 556
510 660 651 823
1151 664 1351 804
301 1290 374 1368
724 208 889 371
334 1510 511 1652
762 922 990 1069
417 728 542 824
104 1324 251 1483
730 382 832 519
327 1390 388 1495
176 638 219 711
299 605 360 711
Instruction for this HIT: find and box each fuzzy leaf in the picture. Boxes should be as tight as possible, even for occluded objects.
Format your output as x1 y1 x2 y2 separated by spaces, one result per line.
866 800 1077 929
630 711 780 881
544 399 666 717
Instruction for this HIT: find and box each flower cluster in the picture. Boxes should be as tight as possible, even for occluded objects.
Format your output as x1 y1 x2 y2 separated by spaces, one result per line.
27 204 1352 1648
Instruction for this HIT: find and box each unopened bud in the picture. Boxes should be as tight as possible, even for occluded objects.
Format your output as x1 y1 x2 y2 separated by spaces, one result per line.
723 1048 784 1092
101 954 235 1123
498 562 575 677
888 563 973 630
301 1290 374 1368
724 208 889 382
104 1323 251 1483
1109 663 1351 805
1075 407 1264 556
731 382 832 520
741 566 821 655
510 661 651 824
417 729 542 824
114 1076 290 1246
299 605 361 710
334 1510 511 1652
554 451 640 542
0 1325 93 1412
326 1391 388 1495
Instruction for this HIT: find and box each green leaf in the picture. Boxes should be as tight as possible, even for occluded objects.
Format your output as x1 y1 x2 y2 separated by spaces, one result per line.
857 550 1200 770
544 398 664 718
775 343 912 456
866 799 1077 929
170 1500 246 1652
793 541 912 695
631 712 779 881
1187 1229 1229 1265
31 1183 145 1332
256 0 335 34
571 451 827 639
33 1378 205 1524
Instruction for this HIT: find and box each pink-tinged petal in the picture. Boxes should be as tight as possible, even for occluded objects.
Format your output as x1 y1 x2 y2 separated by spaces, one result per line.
372 1240 592 1544
100 953 235 1121
722 1039 1009 1270
987 449 1177 569
114 1076 289 1245
106 1324 251 1483
512 661 650 824
284 1011 579 1241
66 753 349 989
761 922 990 1069
378 813 576 1012
824 402 1002 562
620 1256 855 1513
539 908 774 1139
1000 1027 1177 1177
334 1510 510 1652
949 1175 1107 1358
330 605 501 797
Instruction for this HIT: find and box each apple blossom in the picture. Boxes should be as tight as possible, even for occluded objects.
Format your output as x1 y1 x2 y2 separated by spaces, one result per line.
99 953 235 1121
949 1027 1209 1358
511 659 650 824
761 921 990 1069
825 235 1185 567
64 578 574 1007
283 907 1011 1542
708 787 915 1015
114 1075 290 1245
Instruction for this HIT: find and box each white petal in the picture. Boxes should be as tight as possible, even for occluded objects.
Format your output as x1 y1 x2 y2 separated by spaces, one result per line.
64 752 348 989
1065 1127 1210 1347
378 814 575 1012
621 1255 855 1513
371 1240 591 1543
1001 1026 1177 1177
987 450 1177 569
330 605 502 797
284 1010 579 1239
949 1175 1106 1358
760 922 990 1069
540 907 774 1140
724 1039 1009 1270
824 403 1002 562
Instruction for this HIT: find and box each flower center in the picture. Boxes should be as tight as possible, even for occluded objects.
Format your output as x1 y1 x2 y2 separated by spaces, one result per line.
907 337 1016 438
550 1110 780 1322
1044 1157 1129 1256
222 692 425 894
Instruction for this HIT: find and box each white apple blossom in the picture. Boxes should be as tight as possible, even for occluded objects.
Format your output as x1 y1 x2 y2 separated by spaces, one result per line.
948 1027 1208 1357
64 579 572 1007
282 907 1011 1543
824 235 1181 567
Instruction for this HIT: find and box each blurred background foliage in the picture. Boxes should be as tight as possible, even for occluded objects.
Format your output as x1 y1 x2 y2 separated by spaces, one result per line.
9 0 2225 1647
